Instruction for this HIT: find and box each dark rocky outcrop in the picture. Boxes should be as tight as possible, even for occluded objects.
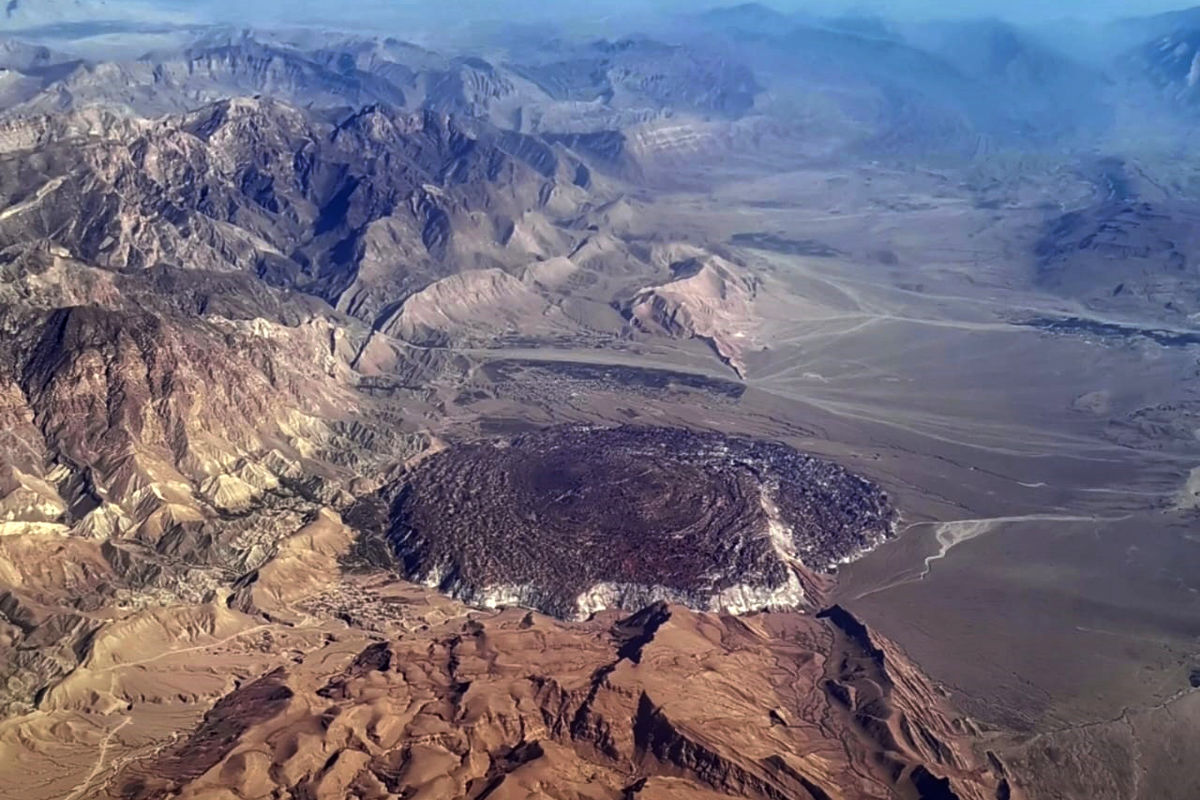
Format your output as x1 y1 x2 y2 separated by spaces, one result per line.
384 425 896 618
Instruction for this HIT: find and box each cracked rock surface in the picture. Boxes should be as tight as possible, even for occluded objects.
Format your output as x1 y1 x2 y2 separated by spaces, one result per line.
385 426 896 619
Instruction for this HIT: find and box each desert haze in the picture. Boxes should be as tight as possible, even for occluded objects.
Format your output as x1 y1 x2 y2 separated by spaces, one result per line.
0 1 1197 799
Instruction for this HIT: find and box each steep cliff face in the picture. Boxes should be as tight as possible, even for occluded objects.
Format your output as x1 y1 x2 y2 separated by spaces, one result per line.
99 603 1005 800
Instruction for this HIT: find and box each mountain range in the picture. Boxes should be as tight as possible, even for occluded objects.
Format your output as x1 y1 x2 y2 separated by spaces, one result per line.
0 4 1199 800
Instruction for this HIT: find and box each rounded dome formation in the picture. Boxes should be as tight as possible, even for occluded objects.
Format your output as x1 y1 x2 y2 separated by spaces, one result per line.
387 426 896 619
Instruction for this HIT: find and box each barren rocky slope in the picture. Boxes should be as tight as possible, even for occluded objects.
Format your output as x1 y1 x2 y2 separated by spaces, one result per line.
0 9 1196 800
96 597 1008 800
0 96 601 321
0 87 1013 797
0 86 895 756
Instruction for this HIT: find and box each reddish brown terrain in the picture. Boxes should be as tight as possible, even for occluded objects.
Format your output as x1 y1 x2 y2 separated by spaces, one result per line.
0 5 1198 799
92 596 1009 800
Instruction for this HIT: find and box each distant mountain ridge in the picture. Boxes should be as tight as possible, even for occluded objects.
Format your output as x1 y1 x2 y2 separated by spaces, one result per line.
1127 27 1200 107
1 6 1199 159
0 0 183 29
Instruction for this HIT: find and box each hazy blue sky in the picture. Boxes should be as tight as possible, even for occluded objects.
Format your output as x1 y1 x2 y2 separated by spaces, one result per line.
792 0 1193 20
184 0 1198 26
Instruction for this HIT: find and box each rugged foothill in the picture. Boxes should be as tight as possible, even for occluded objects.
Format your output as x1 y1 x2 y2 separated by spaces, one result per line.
97 600 1006 800
384 426 897 618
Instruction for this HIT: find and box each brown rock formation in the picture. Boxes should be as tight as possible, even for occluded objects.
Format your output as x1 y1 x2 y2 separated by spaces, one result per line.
101 602 1004 800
